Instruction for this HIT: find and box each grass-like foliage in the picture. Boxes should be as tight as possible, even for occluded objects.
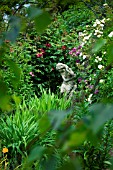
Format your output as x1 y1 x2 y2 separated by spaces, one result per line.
0 90 71 169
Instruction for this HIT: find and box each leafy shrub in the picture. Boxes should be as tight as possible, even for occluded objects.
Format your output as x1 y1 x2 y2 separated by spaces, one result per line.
0 90 71 168
3 3 95 98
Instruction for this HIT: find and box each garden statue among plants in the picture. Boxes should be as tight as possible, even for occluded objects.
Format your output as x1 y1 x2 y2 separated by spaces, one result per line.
56 63 77 98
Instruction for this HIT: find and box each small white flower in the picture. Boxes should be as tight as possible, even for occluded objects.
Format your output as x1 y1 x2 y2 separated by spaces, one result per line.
107 18 110 21
103 3 108 6
97 34 102 38
94 32 97 36
79 32 83 37
83 38 87 42
84 36 90 40
99 79 105 83
100 24 104 27
98 57 102 61
95 30 99 33
93 23 97 27
103 51 106 54
87 94 93 103
83 55 86 59
81 42 85 46
108 31 113 38
98 65 104 69
96 20 101 25
101 18 106 23
95 59 98 63
99 31 103 34
80 52 83 57
96 56 102 61
83 30 87 33
82 62 85 65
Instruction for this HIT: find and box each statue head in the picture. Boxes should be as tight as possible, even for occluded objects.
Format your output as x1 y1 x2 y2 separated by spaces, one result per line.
56 63 68 72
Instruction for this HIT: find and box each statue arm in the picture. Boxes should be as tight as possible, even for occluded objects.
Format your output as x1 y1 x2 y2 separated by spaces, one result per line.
65 66 76 76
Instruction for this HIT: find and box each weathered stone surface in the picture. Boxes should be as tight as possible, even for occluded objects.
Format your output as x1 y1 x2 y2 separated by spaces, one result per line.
56 63 77 98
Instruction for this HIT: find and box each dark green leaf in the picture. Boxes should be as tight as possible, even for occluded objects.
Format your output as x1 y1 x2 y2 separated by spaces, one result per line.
89 103 113 133
38 114 51 133
34 11 51 33
107 43 113 64
27 7 42 19
6 59 21 87
28 146 45 162
5 16 21 42
49 109 72 130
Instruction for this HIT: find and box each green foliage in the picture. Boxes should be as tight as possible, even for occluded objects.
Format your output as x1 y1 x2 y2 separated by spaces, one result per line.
0 91 71 169
18 3 95 96
1 1 113 170
0 4 52 110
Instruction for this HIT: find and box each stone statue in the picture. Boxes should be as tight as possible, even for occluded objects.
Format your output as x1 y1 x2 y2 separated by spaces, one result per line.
56 63 77 98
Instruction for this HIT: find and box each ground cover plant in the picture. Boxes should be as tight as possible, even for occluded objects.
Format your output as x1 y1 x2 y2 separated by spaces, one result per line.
1 1 113 170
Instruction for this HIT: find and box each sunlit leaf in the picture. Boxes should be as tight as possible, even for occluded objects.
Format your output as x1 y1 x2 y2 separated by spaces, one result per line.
12 95 21 105
92 38 107 53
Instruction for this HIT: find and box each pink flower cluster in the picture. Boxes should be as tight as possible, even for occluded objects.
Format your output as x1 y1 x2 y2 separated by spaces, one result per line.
29 72 34 77
69 45 82 56
36 48 45 58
